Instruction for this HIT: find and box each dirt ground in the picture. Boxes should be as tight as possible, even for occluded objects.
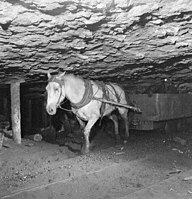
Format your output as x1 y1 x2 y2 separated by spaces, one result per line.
1 124 192 199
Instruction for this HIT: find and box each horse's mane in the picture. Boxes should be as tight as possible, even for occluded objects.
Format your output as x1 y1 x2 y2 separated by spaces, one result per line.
63 74 85 96
64 73 84 83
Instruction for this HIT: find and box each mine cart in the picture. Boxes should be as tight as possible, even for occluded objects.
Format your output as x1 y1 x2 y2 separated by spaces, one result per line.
129 94 192 131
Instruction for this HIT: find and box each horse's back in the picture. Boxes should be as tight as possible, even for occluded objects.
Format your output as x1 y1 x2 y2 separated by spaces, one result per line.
95 82 127 116
106 83 127 104
79 80 128 119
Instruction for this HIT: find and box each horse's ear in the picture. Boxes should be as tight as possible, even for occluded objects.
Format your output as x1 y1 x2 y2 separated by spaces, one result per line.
58 71 66 79
47 72 51 79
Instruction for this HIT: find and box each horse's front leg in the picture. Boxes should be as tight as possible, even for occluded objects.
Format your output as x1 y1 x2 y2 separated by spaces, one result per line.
82 116 98 154
76 117 85 131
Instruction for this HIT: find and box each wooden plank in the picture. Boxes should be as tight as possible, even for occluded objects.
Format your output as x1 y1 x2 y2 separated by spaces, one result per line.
10 82 21 144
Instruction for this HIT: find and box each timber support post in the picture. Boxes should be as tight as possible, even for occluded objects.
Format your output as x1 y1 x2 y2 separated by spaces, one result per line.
11 82 21 144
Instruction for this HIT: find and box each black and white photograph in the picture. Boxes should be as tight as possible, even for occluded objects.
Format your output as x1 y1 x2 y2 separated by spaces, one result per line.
1 0 192 198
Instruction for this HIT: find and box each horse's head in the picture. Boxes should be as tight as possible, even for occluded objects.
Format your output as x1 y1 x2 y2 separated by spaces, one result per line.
46 72 66 115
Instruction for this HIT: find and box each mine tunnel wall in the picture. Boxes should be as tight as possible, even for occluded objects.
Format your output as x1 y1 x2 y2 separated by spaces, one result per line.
0 84 50 137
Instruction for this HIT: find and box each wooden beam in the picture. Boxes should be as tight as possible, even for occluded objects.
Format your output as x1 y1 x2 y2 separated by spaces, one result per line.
10 82 21 144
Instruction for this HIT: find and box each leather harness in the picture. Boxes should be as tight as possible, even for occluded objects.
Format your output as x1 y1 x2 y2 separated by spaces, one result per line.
96 81 121 118
48 76 94 109
48 76 122 116
70 79 93 109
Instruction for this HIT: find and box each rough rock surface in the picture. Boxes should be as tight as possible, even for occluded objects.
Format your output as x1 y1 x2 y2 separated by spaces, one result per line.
0 0 192 92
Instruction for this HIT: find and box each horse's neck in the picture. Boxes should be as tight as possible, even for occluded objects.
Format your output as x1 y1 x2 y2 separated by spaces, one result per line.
63 76 85 104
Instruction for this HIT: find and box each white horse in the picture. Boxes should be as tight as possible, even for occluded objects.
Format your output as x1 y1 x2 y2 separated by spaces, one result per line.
46 72 129 154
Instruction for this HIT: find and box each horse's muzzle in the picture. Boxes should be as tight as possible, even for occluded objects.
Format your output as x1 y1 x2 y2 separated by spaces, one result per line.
46 105 56 115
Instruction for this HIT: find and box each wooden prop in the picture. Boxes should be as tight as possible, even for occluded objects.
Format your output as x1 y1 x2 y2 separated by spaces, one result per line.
11 82 21 144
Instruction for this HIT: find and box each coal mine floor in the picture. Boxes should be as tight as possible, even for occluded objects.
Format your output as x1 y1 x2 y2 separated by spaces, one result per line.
1 129 192 199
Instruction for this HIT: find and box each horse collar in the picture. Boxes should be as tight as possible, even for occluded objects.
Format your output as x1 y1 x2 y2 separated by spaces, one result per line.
70 79 93 109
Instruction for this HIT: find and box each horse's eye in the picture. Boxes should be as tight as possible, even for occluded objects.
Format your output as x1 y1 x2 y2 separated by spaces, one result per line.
55 88 59 92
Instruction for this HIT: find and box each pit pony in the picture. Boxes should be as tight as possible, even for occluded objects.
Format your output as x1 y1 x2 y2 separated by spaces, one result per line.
46 72 130 153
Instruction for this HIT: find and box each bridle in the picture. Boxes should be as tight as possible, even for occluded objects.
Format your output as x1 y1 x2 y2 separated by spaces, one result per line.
48 76 66 109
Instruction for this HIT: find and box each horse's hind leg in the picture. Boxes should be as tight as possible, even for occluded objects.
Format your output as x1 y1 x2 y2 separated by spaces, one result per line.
109 114 120 143
118 107 129 142
121 111 129 141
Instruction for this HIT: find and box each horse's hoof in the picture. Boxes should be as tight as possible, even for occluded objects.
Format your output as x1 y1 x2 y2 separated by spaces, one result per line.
81 146 89 154
81 150 89 155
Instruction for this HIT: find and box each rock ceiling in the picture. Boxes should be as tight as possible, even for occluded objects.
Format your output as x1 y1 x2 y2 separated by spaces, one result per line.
0 0 192 93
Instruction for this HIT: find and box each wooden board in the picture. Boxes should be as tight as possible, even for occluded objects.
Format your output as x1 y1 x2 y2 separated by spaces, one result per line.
129 94 192 130
129 94 192 121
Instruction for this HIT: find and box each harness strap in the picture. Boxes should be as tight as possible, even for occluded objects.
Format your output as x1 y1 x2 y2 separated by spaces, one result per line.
70 79 93 109
108 83 121 103
49 76 93 110
95 80 110 119
48 75 64 87
48 75 65 107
